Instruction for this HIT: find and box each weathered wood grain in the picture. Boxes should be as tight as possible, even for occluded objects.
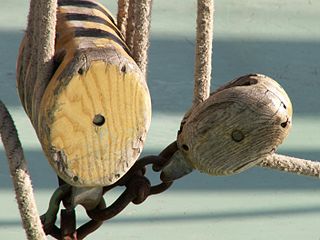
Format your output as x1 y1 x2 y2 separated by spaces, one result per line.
162 74 292 180
38 48 151 187
17 0 151 187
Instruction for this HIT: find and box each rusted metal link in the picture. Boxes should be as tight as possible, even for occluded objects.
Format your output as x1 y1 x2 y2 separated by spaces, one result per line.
76 200 106 240
153 141 178 171
86 143 177 222
43 141 178 239
60 209 76 240
87 187 135 221
150 181 173 195
43 185 104 240
48 225 62 240
86 174 150 221
41 184 72 235
77 219 104 240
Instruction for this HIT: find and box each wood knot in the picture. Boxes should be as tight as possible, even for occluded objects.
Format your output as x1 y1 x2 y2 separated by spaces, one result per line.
93 114 105 126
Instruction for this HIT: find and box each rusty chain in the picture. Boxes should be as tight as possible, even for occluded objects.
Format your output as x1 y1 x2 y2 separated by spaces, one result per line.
41 141 178 239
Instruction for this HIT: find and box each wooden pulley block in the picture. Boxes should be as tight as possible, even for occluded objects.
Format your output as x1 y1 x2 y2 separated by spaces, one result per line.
17 0 151 187
162 74 292 181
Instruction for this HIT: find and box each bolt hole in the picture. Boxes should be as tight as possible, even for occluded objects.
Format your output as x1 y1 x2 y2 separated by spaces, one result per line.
231 130 245 142
182 144 189 151
93 114 105 126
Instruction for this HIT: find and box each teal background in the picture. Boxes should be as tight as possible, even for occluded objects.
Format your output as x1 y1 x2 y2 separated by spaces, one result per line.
1 0 320 239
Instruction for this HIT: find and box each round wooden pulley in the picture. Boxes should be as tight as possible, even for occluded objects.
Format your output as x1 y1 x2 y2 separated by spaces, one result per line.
38 50 151 187
174 74 292 176
17 1 152 187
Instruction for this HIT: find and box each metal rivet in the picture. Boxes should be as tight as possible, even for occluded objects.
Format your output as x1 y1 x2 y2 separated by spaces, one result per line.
93 114 105 126
231 130 244 142
73 176 79 182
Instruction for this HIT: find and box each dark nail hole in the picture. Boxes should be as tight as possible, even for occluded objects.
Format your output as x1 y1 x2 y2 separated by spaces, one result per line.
78 67 84 75
182 144 189 151
280 117 290 128
281 121 288 128
73 176 79 182
93 114 105 126
282 102 287 109
121 65 127 73
231 130 245 142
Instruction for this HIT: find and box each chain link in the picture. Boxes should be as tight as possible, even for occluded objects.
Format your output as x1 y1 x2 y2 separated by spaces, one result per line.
41 141 178 239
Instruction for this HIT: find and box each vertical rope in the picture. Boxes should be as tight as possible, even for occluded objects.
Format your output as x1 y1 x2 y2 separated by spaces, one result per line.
126 0 136 52
31 0 57 130
132 0 153 78
193 0 214 105
0 101 46 240
32 0 57 130
21 0 39 119
117 0 130 36
19 0 57 131
9 0 57 238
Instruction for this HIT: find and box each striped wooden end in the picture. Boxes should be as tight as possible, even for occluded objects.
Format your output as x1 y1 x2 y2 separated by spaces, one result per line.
39 50 151 187
17 0 152 187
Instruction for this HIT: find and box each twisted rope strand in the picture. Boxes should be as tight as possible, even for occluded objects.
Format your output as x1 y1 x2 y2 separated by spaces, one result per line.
132 0 153 78
260 154 320 178
193 0 214 105
117 0 130 36
125 0 136 52
0 101 46 239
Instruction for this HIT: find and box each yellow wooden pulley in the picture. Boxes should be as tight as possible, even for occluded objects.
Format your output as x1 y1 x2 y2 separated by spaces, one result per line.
17 0 151 187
